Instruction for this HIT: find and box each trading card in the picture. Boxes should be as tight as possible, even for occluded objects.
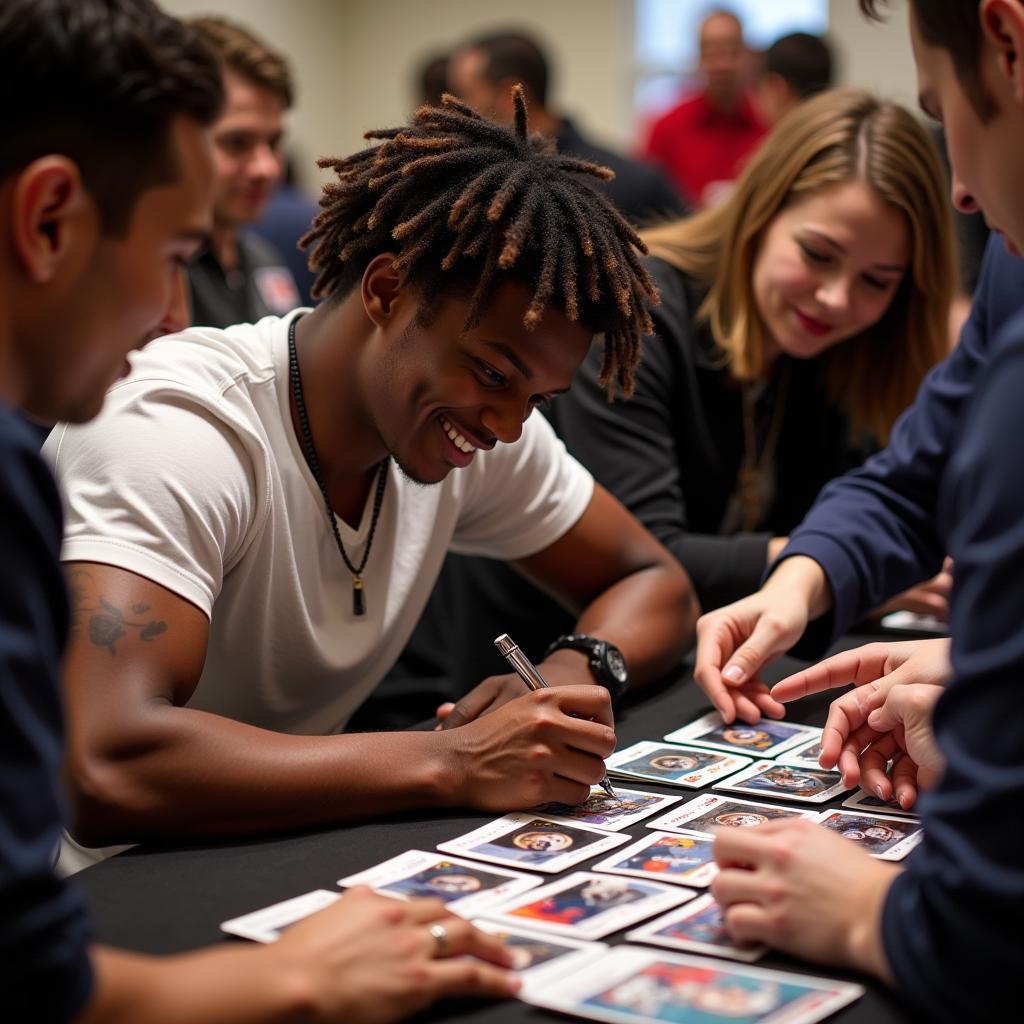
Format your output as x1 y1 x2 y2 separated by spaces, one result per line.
592 831 718 888
646 794 817 835
524 946 865 1024
482 871 692 941
537 786 682 831
713 761 850 804
841 790 919 817
606 741 751 789
437 813 630 873
471 920 609 996
220 889 341 943
626 894 767 963
878 610 949 635
337 850 540 917
815 809 923 861
665 711 821 759
774 735 826 768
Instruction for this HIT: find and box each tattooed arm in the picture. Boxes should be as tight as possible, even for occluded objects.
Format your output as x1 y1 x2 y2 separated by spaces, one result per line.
61 563 614 845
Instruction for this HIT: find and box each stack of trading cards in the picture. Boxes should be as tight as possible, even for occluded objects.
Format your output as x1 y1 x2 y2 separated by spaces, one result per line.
645 793 817 835
536 785 682 831
437 813 631 873
664 711 822 761
606 741 750 789
626 894 767 963
470 920 609 997
712 761 850 803
481 871 694 940
524 946 864 1024
337 849 540 916
814 809 923 860
592 831 719 888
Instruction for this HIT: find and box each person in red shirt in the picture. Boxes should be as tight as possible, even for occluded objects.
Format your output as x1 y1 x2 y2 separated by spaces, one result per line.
642 9 766 208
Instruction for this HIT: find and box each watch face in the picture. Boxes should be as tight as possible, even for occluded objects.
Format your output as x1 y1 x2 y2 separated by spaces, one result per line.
605 647 628 684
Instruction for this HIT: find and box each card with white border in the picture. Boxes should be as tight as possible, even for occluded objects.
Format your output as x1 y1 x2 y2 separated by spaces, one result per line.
774 734 826 768
470 919 609 997
646 793 817 835
814 809 923 861
841 790 919 817
437 813 630 873
523 945 865 1024
713 761 850 804
337 850 540 917
536 786 682 832
606 741 750 789
625 894 767 963
664 711 821 759
481 871 692 940
592 831 718 888
220 889 341 943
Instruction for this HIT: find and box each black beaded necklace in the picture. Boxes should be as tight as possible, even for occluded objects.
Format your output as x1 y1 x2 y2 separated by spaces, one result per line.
288 314 388 616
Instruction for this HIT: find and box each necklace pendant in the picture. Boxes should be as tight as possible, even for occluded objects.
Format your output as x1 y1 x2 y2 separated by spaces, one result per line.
352 576 366 616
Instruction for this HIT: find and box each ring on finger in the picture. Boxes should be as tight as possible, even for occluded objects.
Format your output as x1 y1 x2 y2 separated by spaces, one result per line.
427 921 449 956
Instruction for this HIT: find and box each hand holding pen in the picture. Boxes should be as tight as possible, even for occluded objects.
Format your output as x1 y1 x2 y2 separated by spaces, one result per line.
494 632 619 801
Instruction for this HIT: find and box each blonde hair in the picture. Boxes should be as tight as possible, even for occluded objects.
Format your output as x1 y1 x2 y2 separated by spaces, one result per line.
644 88 954 443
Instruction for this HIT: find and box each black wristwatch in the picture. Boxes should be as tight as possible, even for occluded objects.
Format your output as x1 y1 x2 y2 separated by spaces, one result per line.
543 634 629 703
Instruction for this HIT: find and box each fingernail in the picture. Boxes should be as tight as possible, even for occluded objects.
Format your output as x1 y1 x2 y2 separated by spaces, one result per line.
875 785 884 799
723 666 744 683
505 975 522 994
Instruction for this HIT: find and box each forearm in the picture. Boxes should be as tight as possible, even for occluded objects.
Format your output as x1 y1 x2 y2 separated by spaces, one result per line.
71 709 454 844
80 946 314 1024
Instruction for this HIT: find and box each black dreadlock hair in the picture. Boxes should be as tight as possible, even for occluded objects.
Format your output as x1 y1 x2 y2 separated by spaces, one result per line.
301 87 658 396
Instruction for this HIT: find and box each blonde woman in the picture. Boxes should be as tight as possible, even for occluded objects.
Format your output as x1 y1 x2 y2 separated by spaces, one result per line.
555 88 955 613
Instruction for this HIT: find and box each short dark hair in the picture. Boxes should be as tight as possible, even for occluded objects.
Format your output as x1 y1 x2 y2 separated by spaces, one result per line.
465 31 550 106
763 32 834 99
0 0 223 236
189 16 293 109
859 0 1004 120
303 89 659 396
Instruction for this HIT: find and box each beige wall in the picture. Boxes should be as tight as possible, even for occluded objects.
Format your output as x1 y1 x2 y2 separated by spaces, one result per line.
163 0 921 197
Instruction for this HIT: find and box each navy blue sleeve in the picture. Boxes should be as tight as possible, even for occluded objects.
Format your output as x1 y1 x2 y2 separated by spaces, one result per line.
0 410 94 1022
880 311 1024 1022
779 236 1024 650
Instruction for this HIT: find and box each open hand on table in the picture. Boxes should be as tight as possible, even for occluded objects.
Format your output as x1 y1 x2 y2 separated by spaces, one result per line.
869 558 953 622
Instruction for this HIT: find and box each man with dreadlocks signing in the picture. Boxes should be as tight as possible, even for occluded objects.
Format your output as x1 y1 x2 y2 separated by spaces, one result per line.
46 89 697 868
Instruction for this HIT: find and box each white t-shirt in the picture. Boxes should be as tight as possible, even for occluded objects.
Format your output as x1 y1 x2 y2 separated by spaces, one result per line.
46 311 593 736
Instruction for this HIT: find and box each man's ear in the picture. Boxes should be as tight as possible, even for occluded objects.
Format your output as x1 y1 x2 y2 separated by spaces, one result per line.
981 0 1024 104
360 252 405 328
10 156 96 284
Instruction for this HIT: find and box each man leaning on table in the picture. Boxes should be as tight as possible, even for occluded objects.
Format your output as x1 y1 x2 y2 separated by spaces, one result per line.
694 3 1024 1021
49 73 697 870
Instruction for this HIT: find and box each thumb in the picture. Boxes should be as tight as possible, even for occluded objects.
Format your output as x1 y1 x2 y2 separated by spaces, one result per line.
722 617 793 686
866 693 905 733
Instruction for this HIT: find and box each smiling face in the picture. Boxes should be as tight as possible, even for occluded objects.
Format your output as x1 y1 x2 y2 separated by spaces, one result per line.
360 279 592 485
751 179 909 364
910 2 1024 255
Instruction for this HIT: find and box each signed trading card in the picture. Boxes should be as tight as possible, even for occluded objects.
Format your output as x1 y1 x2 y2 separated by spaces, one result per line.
338 850 540 916
437 814 629 873
841 790 919 817
626 894 767 963
537 786 682 831
592 831 718 888
471 920 608 996
713 761 850 803
815 809 923 861
482 871 692 940
607 741 750 789
646 794 816 835
524 946 865 1024
220 889 341 943
664 712 821 759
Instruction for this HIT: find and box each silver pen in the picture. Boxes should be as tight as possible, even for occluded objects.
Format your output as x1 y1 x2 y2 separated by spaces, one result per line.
494 632 618 801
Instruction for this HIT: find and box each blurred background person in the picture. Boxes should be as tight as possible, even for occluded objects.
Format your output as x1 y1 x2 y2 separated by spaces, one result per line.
447 29 686 225
753 31 834 126
416 48 450 106
641 8 765 208
188 16 300 327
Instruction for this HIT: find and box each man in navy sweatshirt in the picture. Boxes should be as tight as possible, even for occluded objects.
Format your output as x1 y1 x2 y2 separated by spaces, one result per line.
698 2 1024 1020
